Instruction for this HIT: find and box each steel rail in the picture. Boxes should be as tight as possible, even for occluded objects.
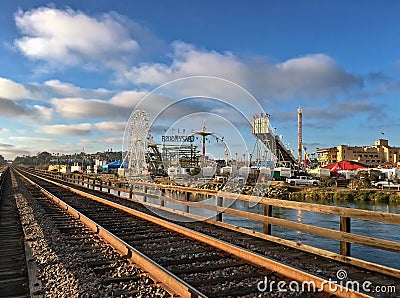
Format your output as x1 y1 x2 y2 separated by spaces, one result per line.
69 177 400 279
18 168 373 298
17 168 206 298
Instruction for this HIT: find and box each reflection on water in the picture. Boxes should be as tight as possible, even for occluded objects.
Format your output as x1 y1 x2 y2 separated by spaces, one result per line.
223 199 400 270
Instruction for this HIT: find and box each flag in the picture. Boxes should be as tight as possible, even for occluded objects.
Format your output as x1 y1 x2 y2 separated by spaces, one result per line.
381 132 385 135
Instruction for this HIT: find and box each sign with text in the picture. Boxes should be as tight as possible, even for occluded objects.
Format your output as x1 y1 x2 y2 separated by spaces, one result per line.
162 135 195 143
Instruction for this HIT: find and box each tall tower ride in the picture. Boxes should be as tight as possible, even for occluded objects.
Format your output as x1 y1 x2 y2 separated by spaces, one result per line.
297 107 303 166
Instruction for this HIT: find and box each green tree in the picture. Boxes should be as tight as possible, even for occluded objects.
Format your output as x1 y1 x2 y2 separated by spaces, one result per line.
0 154 5 166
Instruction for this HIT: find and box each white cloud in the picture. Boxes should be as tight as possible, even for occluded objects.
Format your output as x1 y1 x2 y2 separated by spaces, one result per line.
109 90 148 107
79 137 122 145
51 90 148 119
0 142 32 160
33 105 53 121
42 123 92 136
14 7 139 70
41 120 128 136
0 97 52 121
0 77 33 100
262 54 361 98
94 121 126 131
122 42 244 85
43 80 113 99
9 136 53 142
274 100 384 124
51 97 127 119
102 137 123 144
121 42 362 101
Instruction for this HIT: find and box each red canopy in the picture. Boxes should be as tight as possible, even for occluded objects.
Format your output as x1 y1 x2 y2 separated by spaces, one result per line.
324 161 366 173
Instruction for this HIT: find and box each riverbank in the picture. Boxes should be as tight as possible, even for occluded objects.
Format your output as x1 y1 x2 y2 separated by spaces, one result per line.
286 187 400 203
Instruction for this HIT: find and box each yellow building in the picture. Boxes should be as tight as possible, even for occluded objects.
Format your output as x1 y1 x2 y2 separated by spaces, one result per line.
48 164 70 173
316 139 400 167
315 147 338 166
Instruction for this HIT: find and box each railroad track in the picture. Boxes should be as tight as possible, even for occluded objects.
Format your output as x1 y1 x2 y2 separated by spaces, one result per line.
16 167 400 297
0 168 30 297
7 167 170 297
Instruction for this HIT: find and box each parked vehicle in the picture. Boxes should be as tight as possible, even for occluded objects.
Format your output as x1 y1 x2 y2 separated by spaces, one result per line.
373 180 399 188
286 176 320 186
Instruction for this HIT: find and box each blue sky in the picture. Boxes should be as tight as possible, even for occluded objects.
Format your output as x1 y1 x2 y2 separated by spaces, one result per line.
1 1 400 160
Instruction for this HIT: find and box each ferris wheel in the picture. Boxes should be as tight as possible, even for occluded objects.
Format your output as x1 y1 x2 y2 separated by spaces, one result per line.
125 110 150 182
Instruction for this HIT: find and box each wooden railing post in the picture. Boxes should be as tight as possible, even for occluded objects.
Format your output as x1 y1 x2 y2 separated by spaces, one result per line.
143 186 148 202
126 184 132 199
118 183 121 196
108 181 111 193
340 216 351 256
160 188 165 207
263 204 273 235
184 191 190 213
216 197 223 221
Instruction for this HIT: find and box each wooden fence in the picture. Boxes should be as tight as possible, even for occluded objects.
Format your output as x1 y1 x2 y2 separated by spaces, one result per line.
33 169 400 278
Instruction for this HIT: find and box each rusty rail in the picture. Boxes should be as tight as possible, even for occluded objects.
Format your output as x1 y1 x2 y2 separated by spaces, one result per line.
18 169 206 298
17 168 373 298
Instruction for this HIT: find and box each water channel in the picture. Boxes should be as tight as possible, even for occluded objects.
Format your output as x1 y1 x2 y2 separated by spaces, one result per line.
98 185 399 270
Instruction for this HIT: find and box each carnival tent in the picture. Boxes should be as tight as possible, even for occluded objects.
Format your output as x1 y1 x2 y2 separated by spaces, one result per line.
102 160 125 171
324 161 367 174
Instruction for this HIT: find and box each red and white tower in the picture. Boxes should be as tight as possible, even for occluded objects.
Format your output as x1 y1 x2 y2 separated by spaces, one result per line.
297 107 303 166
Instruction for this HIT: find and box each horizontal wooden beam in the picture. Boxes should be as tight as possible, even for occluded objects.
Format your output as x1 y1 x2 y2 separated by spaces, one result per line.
29 170 400 271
